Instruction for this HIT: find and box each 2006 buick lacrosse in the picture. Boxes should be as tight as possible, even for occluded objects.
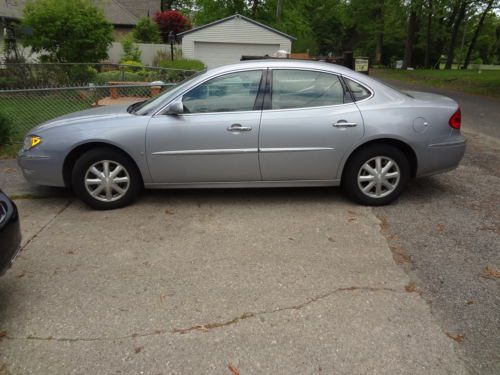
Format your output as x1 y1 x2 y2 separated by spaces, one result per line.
18 60 465 210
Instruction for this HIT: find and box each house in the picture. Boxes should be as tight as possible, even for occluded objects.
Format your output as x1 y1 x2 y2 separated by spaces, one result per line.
114 0 159 19
179 14 295 69
0 0 160 54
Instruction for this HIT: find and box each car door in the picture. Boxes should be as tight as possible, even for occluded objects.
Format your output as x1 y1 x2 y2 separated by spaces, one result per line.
258 69 365 181
146 70 264 183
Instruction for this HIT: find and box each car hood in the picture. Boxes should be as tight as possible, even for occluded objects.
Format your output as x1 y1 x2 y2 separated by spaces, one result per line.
33 104 136 132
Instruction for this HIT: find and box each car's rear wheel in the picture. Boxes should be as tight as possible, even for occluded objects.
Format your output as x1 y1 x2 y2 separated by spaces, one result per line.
72 148 141 210
342 144 410 206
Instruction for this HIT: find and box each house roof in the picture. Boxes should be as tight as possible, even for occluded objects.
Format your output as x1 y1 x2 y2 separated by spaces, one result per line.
114 0 160 20
101 0 138 26
0 0 26 20
0 0 139 26
178 14 296 41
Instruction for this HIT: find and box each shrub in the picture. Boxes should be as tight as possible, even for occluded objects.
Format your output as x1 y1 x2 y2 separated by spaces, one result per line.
93 71 145 84
67 65 98 84
153 50 171 66
133 16 162 44
0 112 13 146
21 0 113 63
120 60 144 73
154 10 191 42
158 59 205 71
120 34 141 63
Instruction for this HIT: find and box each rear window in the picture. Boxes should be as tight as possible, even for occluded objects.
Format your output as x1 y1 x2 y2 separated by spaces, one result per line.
345 78 372 101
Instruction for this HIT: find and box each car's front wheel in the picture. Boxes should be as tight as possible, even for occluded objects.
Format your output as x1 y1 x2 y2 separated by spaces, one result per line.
342 144 410 206
72 148 142 210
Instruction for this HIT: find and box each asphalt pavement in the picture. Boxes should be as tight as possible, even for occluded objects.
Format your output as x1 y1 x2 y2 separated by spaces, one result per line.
372 75 500 375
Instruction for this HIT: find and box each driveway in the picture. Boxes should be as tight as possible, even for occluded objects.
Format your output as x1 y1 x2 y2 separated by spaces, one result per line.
372 75 500 375
0 161 465 374
2 77 499 374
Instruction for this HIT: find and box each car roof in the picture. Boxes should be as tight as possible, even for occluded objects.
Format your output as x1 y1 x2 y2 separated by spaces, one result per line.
207 59 357 76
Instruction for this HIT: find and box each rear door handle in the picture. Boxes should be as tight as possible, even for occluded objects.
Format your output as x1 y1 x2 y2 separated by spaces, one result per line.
333 121 357 128
227 124 252 132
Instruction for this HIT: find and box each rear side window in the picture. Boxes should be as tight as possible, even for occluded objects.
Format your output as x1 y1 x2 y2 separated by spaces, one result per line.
345 78 372 101
271 70 345 110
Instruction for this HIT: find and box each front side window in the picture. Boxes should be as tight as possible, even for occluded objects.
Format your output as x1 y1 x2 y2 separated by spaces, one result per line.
345 78 372 101
182 70 262 113
271 70 345 110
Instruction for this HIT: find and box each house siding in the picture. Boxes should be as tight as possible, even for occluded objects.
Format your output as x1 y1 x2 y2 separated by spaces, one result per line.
182 17 292 61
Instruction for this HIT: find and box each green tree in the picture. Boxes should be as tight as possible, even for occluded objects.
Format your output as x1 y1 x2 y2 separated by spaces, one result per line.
189 0 498 67
133 17 162 43
194 0 246 24
21 0 113 63
120 34 142 63
463 0 496 68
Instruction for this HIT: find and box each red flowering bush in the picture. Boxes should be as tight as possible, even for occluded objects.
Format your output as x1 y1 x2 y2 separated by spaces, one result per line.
154 10 191 42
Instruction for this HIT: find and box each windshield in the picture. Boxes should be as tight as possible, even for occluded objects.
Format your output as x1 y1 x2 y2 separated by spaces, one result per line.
130 70 206 115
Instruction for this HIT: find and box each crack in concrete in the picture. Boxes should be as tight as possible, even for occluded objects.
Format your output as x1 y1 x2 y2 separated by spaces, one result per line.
3 286 400 342
19 199 73 252
173 286 398 334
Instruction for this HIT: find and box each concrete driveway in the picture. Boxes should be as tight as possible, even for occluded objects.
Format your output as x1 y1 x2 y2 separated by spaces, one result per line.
0 163 465 374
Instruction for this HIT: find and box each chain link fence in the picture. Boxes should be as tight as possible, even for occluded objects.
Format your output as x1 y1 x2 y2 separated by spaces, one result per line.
0 63 201 147
0 83 177 141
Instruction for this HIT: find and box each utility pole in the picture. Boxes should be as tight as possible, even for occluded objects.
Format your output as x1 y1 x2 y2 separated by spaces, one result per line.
276 0 282 21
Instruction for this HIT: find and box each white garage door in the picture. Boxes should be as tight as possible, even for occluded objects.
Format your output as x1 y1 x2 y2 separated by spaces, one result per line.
194 42 280 68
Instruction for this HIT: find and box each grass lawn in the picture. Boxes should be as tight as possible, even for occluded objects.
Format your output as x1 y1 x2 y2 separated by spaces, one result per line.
372 69 500 98
0 94 93 158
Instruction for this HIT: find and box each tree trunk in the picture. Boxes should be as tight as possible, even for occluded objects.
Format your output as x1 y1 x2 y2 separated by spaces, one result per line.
445 0 467 69
161 0 174 11
376 33 384 64
447 0 460 27
424 0 433 68
251 0 260 17
276 0 282 21
463 0 494 69
375 0 385 64
403 7 418 69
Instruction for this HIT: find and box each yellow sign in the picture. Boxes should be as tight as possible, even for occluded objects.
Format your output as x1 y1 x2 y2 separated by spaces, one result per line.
355 58 369 72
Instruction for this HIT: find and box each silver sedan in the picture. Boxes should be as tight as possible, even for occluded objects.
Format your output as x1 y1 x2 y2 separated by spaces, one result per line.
18 60 466 209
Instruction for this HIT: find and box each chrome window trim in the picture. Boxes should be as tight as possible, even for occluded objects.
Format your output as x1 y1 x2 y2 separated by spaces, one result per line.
153 68 266 117
170 109 261 117
261 102 357 113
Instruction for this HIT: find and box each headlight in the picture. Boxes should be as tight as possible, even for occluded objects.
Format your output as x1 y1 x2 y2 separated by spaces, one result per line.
23 135 42 151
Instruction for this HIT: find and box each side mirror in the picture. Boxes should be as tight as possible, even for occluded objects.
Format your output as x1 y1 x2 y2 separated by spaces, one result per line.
165 101 184 115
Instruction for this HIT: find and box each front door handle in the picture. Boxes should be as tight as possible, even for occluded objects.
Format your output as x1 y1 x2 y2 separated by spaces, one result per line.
333 121 357 128
227 124 252 132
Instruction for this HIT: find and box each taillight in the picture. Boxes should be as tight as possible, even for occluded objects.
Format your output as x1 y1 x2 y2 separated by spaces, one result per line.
449 108 461 129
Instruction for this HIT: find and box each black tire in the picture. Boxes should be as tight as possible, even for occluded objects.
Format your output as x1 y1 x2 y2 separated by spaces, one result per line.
342 144 410 206
71 148 142 210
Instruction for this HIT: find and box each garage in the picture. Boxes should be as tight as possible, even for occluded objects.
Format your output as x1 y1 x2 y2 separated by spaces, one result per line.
193 41 281 68
179 14 295 69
